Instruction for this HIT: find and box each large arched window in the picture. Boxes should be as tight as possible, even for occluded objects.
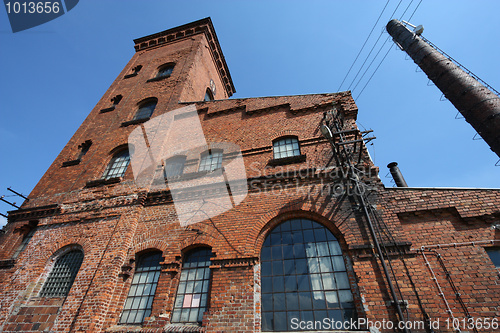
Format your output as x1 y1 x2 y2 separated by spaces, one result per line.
40 249 84 297
171 247 212 324
133 99 157 121
273 137 301 159
198 150 222 172
120 251 163 324
261 218 356 331
103 149 130 180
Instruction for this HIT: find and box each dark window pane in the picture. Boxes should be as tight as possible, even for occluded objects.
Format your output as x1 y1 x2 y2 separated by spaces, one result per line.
274 312 287 331
298 292 313 310
286 293 299 311
262 312 273 331
272 261 283 276
282 245 294 259
271 246 282 261
273 276 284 293
284 275 297 292
303 230 315 243
295 258 308 274
262 293 273 312
262 261 272 276
273 293 285 311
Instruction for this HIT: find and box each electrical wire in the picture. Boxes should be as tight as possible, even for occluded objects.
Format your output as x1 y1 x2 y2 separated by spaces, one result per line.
337 0 391 92
346 0 404 92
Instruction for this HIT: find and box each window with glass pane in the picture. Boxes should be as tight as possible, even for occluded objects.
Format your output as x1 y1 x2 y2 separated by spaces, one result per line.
134 100 157 120
486 247 500 268
261 218 356 331
157 64 174 78
273 137 301 159
164 155 186 179
12 228 37 259
204 89 214 102
198 150 222 172
40 250 84 297
103 150 130 179
171 248 212 324
120 251 162 324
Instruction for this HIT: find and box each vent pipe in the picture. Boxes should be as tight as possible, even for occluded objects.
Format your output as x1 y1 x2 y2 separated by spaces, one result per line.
387 162 408 187
386 19 500 158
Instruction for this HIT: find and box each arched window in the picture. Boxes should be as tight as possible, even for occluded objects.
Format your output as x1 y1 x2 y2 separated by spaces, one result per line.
103 149 130 179
198 150 222 172
120 251 163 324
261 218 356 331
204 88 214 102
133 99 157 121
172 247 212 324
156 63 175 79
273 137 301 159
40 249 84 297
164 155 186 179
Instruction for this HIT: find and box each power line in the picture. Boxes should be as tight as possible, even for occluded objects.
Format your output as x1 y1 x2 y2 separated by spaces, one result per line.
352 35 391 93
354 0 424 99
346 0 404 92
337 0 391 92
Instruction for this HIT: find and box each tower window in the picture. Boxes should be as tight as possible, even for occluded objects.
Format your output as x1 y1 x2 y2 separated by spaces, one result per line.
40 249 84 297
172 248 212 324
204 88 214 102
164 155 186 179
133 99 157 121
103 149 130 180
198 150 222 172
120 251 162 324
273 137 301 159
156 63 175 79
261 218 356 331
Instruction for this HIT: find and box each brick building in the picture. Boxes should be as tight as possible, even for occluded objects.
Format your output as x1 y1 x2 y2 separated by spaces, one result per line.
0 18 499 333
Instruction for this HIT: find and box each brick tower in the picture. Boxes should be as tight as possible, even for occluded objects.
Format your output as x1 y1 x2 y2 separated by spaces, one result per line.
1 18 499 333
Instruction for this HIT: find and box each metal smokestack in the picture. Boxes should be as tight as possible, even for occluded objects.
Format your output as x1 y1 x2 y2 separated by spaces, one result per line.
386 19 500 158
387 162 408 187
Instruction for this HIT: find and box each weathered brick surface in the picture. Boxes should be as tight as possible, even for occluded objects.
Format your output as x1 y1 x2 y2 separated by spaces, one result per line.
0 18 499 333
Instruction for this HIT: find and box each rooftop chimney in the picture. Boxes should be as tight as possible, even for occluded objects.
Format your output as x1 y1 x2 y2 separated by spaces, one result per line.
387 162 408 187
386 19 500 158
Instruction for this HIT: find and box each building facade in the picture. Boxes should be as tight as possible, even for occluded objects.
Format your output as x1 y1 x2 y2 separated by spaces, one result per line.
0 18 499 333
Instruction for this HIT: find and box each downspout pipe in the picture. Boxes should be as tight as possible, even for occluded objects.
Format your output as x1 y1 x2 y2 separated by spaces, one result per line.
386 19 500 158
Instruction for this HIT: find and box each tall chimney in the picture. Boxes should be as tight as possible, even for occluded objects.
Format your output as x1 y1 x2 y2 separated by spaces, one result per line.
386 19 500 158
387 162 408 187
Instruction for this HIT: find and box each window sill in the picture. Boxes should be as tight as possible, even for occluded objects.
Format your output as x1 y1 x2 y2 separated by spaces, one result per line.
121 117 150 127
123 73 138 79
100 106 115 113
62 159 81 167
146 74 170 83
85 177 122 188
268 154 306 166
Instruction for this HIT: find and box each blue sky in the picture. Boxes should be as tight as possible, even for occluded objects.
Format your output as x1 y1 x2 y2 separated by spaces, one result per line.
1 1 499 227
